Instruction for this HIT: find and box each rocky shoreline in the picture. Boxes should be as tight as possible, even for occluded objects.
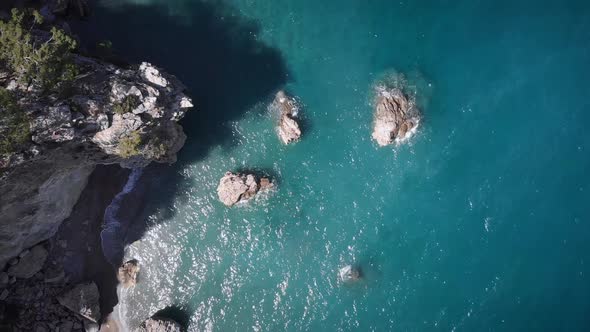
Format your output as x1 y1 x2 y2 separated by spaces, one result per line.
0 2 191 331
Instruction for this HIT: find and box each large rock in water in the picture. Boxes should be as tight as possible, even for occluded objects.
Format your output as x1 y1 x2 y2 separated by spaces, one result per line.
118 259 140 288
372 87 421 146
57 282 101 323
217 172 273 207
7 245 48 279
273 91 302 144
137 317 182 332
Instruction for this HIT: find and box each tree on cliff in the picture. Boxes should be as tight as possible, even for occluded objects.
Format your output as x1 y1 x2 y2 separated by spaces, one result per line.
0 88 29 154
0 8 78 92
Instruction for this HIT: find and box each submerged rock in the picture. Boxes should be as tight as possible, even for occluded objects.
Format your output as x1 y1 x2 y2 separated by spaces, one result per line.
7 245 48 279
217 172 273 207
137 317 182 332
118 259 140 288
273 91 302 144
57 282 100 323
372 87 420 146
339 265 361 282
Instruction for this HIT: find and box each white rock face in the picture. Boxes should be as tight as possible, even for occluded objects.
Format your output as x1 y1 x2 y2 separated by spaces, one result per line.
372 87 420 146
217 172 273 207
139 62 170 88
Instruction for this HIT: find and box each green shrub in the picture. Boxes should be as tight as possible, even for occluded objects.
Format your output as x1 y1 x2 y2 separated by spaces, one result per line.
0 9 78 91
0 88 30 154
118 131 142 158
113 95 140 115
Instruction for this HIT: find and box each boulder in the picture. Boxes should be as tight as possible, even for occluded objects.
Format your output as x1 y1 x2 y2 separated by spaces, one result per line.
118 259 140 288
137 317 182 332
57 282 100 323
273 91 302 144
217 172 273 207
372 87 420 146
7 245 48 279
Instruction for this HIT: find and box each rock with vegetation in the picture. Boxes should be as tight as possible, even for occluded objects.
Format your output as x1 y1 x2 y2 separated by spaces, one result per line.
371 86 420 146
273 90 302 144
57 282 100 323
118 259 140 288
217 172 273 207
0 9 193 269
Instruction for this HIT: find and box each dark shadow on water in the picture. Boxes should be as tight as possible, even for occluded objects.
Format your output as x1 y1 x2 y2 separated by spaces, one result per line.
68 0 288 323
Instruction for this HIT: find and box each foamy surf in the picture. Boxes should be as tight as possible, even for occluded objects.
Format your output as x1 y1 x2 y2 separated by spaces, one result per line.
101 168 144 266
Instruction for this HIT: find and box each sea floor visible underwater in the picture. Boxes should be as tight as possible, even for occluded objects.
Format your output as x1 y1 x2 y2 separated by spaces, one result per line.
74 0 590 331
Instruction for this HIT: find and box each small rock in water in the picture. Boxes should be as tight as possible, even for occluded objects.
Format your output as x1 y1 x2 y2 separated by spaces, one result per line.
273 91 302 144
138 317 182 332
118 259 140 288
339 265 361 283
217 172 273 207
372 86 421 146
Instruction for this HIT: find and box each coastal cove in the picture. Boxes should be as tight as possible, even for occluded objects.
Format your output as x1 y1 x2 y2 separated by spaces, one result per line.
71 0 590 331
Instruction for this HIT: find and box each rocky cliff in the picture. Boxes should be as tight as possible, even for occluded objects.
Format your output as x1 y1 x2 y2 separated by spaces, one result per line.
0 35 193 269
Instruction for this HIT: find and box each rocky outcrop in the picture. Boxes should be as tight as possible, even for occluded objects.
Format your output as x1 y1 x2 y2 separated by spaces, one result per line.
57 282 101 323
118 259 140 288
7 244 48 279
137 317 182 332
0 55 192 268
217 172 273 207
272 91 301 144
372 86 420 146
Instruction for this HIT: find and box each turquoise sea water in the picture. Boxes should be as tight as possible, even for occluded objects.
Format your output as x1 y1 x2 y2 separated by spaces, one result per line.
79 1 590 330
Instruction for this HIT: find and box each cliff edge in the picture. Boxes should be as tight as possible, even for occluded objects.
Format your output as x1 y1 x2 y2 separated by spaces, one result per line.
0 8 193 269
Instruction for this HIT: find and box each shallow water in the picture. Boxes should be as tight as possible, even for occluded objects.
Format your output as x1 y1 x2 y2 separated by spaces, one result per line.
79 0 590 330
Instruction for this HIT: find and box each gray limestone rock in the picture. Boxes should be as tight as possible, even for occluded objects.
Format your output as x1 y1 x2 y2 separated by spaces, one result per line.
7 245 48 279
0 55 193 269
57 282 100 323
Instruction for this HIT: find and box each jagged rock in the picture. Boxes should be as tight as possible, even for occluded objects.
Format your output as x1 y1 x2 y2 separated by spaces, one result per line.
273 91 302 144
372 87 420 146
0 289 8 300
57 282 100 323
217 172 273 207
137 317 182 332
7 245 48 279
117 259 140 288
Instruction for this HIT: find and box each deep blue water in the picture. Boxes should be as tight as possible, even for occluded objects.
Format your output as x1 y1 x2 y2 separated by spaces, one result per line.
79 0 590 330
